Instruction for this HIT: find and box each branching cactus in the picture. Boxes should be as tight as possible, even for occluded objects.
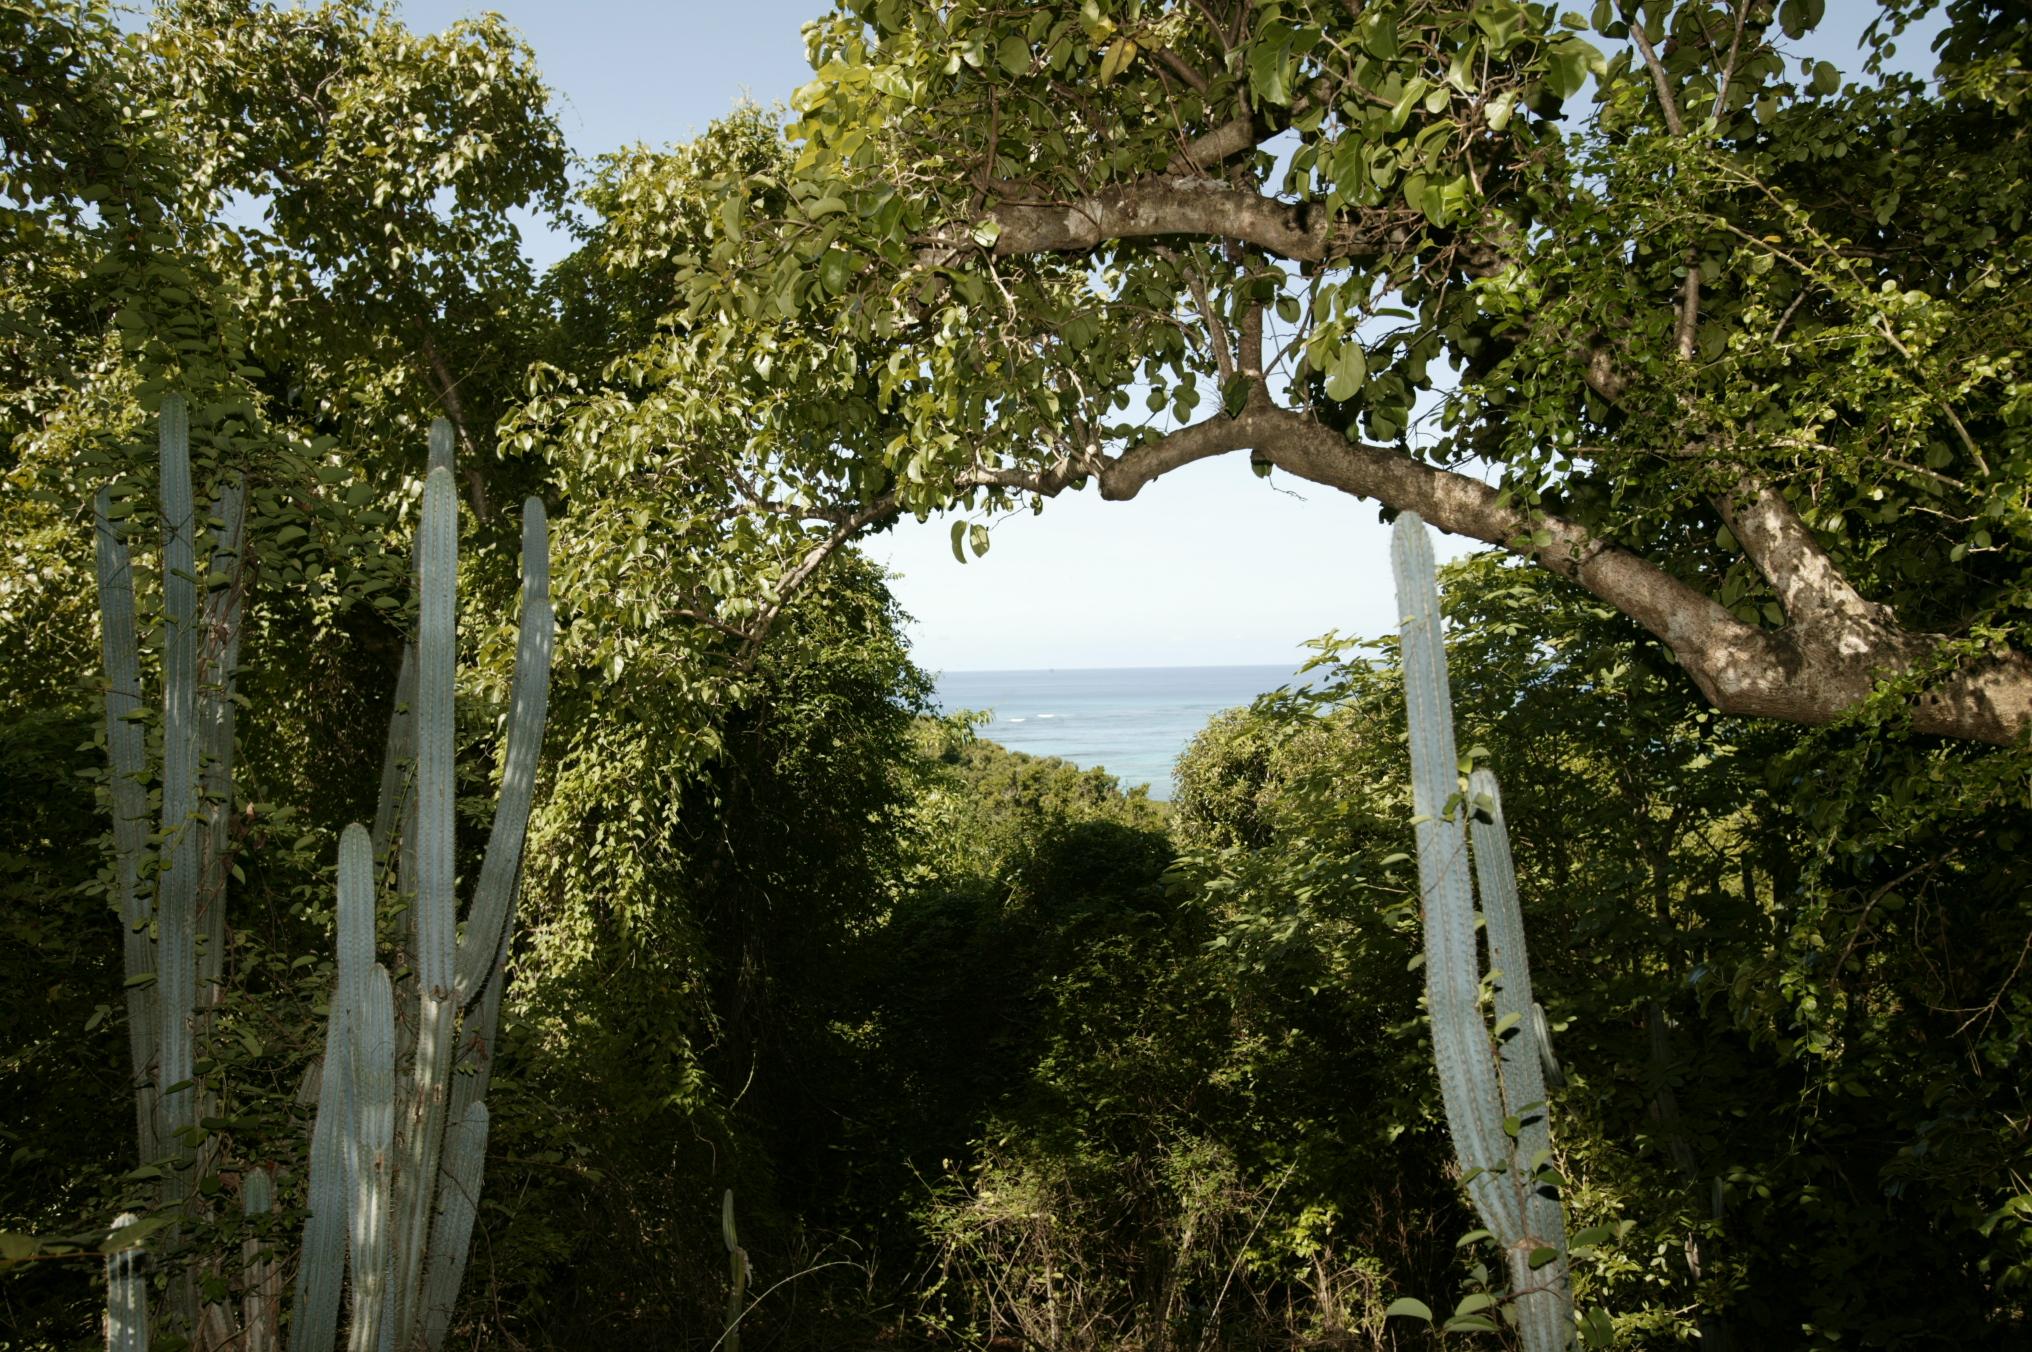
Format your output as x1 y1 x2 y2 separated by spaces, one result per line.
1392 512 1572 1350
290 423 554 1352
96 406 550 1352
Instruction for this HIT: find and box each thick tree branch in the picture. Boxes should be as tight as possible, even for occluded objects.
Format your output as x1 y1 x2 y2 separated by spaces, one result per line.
988 179 1410 263
949 407 2032 744
1717 479 1893 639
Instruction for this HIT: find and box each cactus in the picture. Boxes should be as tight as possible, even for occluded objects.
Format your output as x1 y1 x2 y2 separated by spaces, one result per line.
94 486 157 1164
94 398 255 1340
95 402 250 1144
107 1213 149 1352
287 422 553 1352
1392 512 1572 1350
243 1169 281 1352
722 1189 749 1352
97 407 551 1352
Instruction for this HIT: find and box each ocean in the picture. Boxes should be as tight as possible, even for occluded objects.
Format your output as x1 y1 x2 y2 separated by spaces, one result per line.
931 664 1303 800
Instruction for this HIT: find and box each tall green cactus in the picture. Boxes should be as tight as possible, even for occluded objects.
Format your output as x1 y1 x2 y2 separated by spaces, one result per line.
290 422 554 1352
1392 512 1572 1350
97 406 551 1352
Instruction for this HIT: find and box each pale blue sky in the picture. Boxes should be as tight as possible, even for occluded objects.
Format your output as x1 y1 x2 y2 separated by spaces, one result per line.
319 3 1938 671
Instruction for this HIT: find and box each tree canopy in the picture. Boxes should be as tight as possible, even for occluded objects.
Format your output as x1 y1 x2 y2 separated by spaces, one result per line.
546 0 2032 744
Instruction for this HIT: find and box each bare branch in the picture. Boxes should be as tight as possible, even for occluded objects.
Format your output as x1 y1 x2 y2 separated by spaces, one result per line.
1629 21 1687 136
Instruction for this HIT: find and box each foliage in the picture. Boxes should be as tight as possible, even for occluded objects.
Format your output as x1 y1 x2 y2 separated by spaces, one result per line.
6 2 2032 1349
603 0 2032 744
1163 551 2032 1347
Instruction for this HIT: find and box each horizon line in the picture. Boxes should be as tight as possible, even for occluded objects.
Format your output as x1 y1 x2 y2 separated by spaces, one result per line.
927 660 1307 675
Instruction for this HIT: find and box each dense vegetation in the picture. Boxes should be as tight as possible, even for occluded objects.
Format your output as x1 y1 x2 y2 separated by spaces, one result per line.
3 0 2030 1347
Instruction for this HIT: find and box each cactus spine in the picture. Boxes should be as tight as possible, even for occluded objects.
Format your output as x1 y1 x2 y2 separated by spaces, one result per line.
288 421 553 1352
1392 512 1572 1350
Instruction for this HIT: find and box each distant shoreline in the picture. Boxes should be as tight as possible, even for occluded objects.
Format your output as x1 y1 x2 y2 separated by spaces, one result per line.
929 665 1309 800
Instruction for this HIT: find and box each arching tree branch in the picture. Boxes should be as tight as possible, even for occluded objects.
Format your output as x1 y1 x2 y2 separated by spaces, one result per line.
949 407 2032 744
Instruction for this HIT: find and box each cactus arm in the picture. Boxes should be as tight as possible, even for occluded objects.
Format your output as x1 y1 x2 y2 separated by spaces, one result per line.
1391 512 1516 1238
1467 770 1554 1157
106 1212 149 1352
396 458 459 1344
95 489 159 1164
723 1190 747 1352
417 1102 489 1351
156 394 201 1200
197 475 248 1005
334 827 376 1024
428 416 454 478
1468 768 1571 1348
397 997 455 1343
455 498 552 1007
346 964 396 1352
291 997 350 1352
243 1168 281 1352
414 465 457 1003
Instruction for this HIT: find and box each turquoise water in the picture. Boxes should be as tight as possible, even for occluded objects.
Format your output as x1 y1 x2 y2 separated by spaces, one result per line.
932 665 1302 800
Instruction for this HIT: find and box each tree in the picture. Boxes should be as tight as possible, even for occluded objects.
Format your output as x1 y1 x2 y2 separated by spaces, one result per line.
643 0 2032 745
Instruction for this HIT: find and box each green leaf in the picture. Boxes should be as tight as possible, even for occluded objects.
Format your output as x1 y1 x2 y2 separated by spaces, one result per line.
1324 344 1369 403
1248 36 1293 107
1453 1292 1498 1317
1383 1297 1434 1322
1546 40 1597 99
1099 37 1136 84
998 35 1031 77
968 523 990 558
971 219 1002 249
1779 0 1826 40
1811 60 1841 96
950 520 967 564
1444 1314 1501 1333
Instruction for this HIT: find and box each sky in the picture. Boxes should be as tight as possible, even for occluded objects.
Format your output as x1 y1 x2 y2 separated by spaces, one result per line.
288 2 1938 673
